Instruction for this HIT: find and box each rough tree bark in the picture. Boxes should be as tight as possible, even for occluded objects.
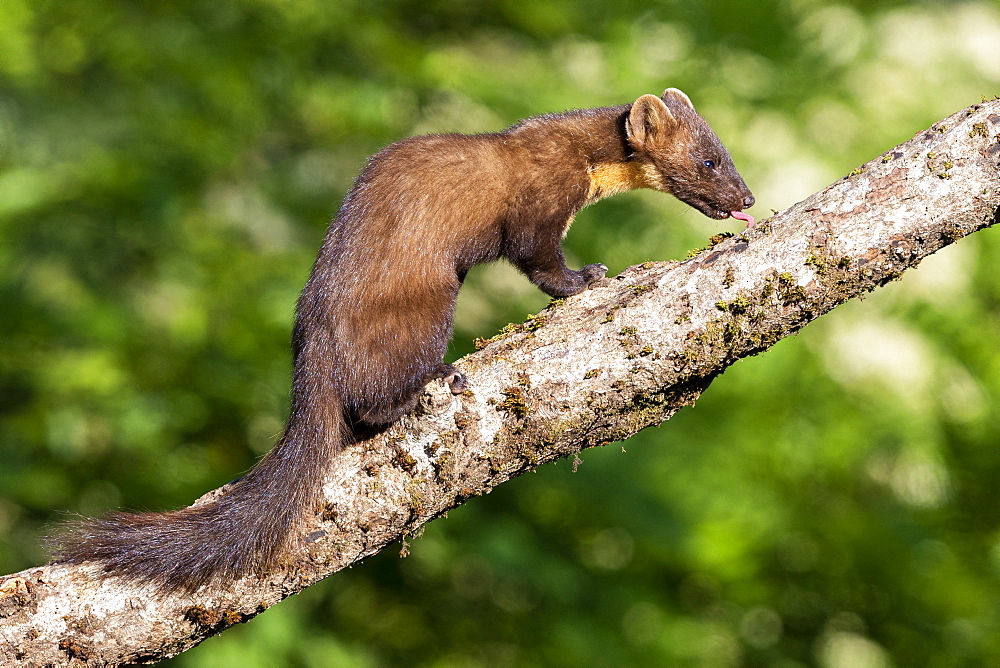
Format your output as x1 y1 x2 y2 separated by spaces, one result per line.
2 100 999 666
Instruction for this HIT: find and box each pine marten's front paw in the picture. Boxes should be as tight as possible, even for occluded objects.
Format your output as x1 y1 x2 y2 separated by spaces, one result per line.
580 263 608 287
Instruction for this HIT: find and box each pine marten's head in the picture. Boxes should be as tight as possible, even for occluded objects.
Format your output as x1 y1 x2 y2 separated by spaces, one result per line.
626 88 754 223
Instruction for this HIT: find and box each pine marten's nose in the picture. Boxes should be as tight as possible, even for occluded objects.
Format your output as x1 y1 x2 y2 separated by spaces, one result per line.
743 194 755 208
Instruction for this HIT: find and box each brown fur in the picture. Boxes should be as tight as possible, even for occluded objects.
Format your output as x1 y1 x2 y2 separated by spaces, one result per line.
51 89 753 591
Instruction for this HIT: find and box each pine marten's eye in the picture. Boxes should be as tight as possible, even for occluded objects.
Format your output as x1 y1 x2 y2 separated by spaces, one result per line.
703 159 716 169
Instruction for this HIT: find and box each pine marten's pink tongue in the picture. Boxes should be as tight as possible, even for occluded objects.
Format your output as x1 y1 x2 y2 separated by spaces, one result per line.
730 211 755 228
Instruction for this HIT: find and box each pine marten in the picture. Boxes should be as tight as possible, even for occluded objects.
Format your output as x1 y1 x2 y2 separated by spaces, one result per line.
53 88 754 591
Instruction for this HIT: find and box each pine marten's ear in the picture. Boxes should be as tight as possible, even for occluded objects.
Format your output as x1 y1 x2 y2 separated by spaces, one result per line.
626 94 678 152
661 88 695 110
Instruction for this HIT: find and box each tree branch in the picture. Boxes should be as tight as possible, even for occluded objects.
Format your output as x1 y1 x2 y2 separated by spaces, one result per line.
2 101 999 666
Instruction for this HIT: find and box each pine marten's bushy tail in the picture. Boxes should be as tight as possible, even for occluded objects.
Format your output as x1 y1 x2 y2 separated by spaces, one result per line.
51 408 342 593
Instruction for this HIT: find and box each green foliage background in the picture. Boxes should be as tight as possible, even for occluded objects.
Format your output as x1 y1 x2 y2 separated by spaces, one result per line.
2 1 1000 665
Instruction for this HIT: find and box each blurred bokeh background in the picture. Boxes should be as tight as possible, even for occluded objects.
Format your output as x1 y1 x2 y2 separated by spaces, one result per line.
2 1 1000 665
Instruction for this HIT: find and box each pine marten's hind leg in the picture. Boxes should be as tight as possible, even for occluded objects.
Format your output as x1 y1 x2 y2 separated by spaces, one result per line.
425 362 467 394
354 362 466 428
